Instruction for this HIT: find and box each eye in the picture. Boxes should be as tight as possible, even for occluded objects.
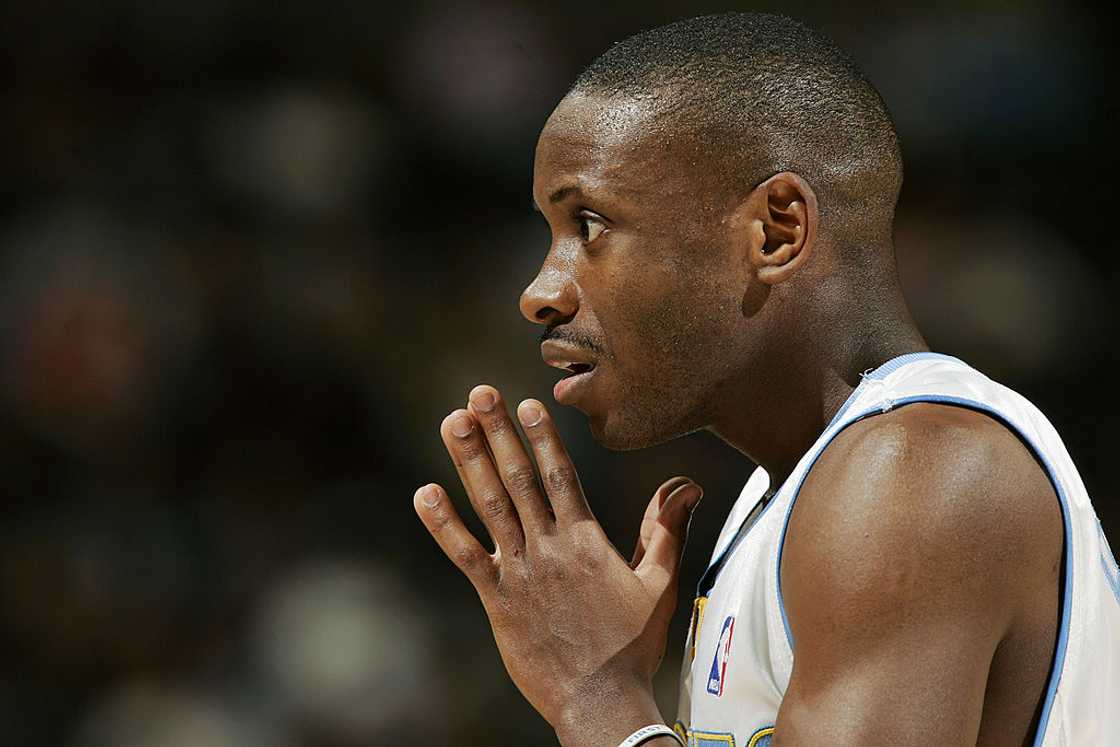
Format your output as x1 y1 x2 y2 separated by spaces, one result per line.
577 211 606 243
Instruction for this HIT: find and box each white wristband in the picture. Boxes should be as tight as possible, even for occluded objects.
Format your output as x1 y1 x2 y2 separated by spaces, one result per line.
617 724 686 747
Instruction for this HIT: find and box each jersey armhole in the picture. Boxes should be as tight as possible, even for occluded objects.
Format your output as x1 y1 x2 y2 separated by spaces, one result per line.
773 396 1072 747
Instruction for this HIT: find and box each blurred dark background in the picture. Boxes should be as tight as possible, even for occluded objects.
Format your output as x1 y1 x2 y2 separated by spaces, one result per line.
0 1 1115 745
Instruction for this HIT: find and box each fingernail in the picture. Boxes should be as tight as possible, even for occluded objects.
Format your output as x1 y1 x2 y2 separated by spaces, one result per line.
681 484 703 510
451 414 473 438
660 477 692 507
473 390 495 412
421 485 441 508
518 402 543 427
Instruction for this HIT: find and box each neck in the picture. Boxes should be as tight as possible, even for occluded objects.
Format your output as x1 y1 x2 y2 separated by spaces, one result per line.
708 291 927 488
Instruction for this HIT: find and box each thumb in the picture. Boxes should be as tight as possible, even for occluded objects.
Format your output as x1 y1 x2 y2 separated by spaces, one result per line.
635 480 703 580
631 475 693 567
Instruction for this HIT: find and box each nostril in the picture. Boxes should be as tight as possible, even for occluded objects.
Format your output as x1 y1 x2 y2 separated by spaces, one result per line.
536 306 558 322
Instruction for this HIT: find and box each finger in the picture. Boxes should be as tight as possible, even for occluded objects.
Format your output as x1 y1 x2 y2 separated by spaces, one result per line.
516 399 591 525
468 384 552 533
414 483 496 591
636 481 703 582
631 476 694 568
441 409 525 554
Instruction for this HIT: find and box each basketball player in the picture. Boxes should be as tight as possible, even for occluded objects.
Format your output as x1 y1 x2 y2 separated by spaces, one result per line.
413 13 1120 746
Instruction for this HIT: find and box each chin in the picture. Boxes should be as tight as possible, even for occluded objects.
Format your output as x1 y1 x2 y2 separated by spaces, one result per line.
587 406 701 452
588 416 648 451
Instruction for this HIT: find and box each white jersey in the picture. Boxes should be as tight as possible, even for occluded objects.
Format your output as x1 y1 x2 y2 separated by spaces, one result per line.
674 352 1120 747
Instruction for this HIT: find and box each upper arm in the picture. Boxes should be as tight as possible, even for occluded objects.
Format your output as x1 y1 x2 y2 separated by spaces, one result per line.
774 403 1061 745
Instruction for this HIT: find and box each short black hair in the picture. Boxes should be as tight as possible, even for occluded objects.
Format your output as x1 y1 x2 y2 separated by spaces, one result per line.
571 12 902 245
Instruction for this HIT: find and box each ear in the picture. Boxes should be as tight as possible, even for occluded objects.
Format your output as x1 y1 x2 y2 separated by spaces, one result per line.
734 172 819 285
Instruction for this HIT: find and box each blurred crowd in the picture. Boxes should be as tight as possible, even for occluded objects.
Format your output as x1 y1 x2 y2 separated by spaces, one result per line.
0 1 1114 745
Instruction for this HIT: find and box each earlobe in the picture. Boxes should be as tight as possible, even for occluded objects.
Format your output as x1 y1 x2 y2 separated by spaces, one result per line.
749 173 818 285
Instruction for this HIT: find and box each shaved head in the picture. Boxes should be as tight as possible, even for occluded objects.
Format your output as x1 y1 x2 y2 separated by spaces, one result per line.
571 12 903 249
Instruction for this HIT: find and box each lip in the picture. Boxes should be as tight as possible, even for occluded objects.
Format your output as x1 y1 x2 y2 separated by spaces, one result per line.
553 366 597 404
541 340 598 405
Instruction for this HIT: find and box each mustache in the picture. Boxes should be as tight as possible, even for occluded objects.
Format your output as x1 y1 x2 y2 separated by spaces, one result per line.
539 327 606 357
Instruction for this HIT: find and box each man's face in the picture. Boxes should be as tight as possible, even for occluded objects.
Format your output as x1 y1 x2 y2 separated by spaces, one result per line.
523 92 751 450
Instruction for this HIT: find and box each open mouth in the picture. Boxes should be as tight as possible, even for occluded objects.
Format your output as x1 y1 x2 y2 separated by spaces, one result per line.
562 362 595 376
551 360 598 404
541 340 600 404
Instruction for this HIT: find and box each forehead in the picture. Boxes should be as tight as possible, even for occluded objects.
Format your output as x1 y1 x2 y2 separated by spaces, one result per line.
533 92 685 204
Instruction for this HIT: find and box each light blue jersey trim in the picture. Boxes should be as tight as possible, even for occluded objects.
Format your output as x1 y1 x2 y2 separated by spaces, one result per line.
775 392 1073 747
697 487 778 597
824 352 959 431
696 352 950 596
862 351 961 381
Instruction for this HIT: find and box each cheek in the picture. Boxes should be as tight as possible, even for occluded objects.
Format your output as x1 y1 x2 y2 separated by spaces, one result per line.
605 263 739 380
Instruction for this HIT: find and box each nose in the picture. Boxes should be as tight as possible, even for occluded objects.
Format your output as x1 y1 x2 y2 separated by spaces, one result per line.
519 256 578 327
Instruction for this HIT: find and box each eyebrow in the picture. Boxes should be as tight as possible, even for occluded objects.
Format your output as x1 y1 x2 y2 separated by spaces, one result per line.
549 185 581 203
532 184 582 212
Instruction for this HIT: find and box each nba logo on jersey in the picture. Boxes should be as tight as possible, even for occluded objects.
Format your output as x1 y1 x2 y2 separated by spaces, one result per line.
706 615 735 696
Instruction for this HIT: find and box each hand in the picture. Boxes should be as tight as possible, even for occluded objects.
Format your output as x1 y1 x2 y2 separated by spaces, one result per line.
413 384 703 746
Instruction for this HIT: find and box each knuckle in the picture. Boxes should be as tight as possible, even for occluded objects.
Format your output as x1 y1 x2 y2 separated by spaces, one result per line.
479 490 509 519
505 465 538 497
485 413 513 438
567 528 596 559
530 545 562 575
544 465 576 493
453 545 481 569
457 436 484 462
500 555 530 582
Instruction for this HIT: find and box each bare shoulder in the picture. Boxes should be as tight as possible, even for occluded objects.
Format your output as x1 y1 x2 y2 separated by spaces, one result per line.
783 402 1062 639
